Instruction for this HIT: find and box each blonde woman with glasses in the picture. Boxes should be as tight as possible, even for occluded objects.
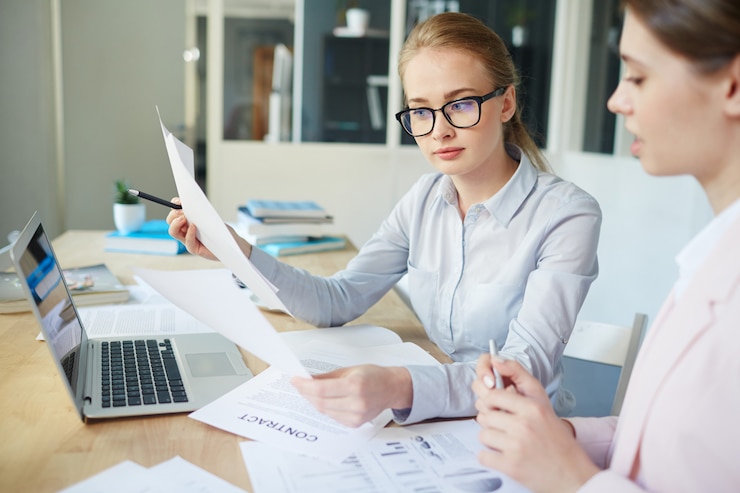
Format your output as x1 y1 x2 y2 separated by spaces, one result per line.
169 12 601 427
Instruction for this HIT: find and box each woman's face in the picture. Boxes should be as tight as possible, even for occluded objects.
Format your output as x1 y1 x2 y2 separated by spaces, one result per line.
607 10 726 181
402 48 515 180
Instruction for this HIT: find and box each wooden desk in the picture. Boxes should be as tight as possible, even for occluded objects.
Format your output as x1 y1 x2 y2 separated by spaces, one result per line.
0 230 442 492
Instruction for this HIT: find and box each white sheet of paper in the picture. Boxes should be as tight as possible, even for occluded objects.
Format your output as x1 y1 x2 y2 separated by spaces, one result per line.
132 267 309 377
58 460 153 493
156 110 288 314
280 324 402 352
58 457 248 493
190 339 440 463
241 419 532 493
146 456 247 493
79 303 216 338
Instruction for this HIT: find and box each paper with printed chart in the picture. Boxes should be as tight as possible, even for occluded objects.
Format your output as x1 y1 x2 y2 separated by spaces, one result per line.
241 418 532 493
155 107 289 315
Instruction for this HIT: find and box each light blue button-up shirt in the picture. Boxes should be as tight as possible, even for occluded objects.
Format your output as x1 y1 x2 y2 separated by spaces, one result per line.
249 145 601 423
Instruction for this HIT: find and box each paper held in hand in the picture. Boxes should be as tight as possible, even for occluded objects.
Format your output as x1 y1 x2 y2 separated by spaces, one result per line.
155 107 289 315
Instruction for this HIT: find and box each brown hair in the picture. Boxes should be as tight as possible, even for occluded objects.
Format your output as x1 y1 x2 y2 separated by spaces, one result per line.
623 0 740 74
398 12 550 172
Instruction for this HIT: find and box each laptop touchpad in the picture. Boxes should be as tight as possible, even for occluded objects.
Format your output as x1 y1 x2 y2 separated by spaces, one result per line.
185 352 237 377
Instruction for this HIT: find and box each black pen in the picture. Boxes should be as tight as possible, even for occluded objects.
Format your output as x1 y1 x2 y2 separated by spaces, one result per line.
128 189 182 209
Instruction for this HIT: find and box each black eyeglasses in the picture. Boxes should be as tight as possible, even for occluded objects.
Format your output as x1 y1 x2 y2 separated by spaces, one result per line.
395 87 507 138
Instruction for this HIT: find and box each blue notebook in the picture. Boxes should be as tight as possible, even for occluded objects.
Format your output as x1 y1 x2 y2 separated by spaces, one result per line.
245 199 328 219
105 220 186 255
259 236 346 257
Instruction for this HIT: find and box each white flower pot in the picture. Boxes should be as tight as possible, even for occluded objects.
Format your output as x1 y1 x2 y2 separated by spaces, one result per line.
113 203 146 234
346 8 370 34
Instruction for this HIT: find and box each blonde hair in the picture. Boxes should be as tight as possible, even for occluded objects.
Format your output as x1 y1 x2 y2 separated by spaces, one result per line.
398 12 549 172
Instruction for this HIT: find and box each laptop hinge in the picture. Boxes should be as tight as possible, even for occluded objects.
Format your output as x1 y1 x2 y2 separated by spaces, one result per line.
84 341 95 404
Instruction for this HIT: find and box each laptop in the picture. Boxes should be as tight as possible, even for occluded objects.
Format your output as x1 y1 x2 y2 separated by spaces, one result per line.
10 212 253 421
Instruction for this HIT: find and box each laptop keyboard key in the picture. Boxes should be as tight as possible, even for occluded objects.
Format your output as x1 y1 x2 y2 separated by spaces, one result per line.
100 337 188 409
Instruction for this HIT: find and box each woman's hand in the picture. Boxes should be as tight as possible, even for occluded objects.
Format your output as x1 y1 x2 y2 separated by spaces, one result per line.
166 197 253 260
291 365 413 428
472 355 600 493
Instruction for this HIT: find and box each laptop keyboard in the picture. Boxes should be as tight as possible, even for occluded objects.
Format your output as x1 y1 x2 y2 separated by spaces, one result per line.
100 339 189 408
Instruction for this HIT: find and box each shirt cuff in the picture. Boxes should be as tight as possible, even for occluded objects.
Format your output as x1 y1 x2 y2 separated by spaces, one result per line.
392 364 450 425
567 416 618 468
248 245 280 277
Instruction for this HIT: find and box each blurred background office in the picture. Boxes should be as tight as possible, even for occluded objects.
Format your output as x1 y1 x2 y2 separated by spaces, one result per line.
0 0 712 331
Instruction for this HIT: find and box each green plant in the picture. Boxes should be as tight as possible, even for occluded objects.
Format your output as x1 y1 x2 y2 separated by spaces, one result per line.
114 179 139 205
336 0 360 10
506 5 536 27
335 0 361 25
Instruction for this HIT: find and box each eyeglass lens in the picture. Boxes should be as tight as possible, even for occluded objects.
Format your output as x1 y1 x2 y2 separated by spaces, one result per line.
401 98 481 137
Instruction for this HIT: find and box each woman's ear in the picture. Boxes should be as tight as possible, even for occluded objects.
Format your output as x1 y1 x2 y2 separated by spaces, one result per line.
501 85 517 123
724 54 740 118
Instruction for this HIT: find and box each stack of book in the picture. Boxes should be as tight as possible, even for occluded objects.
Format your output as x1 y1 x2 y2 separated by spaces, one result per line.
105 220 186 255
236 199 346 256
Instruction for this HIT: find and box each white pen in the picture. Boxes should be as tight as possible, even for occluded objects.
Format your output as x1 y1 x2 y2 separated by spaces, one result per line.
488 339 505 389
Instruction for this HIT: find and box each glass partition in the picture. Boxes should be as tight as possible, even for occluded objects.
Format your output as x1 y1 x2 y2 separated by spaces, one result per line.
582 0 622 153
299 0 392 143
399 0 557 146
189 0 623 158
222 17 294 141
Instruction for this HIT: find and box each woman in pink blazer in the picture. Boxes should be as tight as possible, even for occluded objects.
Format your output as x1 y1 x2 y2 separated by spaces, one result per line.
473 0 740 491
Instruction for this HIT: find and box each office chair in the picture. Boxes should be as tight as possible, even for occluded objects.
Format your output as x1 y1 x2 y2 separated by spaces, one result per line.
561 313 648 417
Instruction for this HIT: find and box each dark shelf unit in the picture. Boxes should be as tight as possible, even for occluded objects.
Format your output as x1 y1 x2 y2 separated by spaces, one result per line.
322 35 389 143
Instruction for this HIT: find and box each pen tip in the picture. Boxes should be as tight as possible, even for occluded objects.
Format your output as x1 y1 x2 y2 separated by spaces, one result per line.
127 189 138 195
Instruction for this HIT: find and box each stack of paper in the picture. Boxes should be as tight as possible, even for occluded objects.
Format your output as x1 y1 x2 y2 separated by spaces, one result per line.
189 327 442 464
241 419 532 493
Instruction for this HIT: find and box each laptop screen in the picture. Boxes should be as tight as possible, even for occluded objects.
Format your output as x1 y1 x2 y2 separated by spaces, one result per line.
13 217 85 399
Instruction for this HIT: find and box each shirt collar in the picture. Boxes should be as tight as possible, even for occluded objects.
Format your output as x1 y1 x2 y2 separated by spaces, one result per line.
486 144 538 226
437 144 537 227
674 197 740 299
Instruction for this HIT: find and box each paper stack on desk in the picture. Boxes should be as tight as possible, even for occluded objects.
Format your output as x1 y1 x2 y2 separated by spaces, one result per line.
241 419 532 493
189 327 441 464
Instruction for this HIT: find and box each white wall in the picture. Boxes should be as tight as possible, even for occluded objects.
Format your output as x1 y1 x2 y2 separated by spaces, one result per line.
552 151 712 327
209 142 432 245
0 0 58 240
0 0 186 243
60 0 186 230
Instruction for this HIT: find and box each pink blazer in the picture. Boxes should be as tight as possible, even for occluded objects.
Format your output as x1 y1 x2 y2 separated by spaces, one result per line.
571 215 740 492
